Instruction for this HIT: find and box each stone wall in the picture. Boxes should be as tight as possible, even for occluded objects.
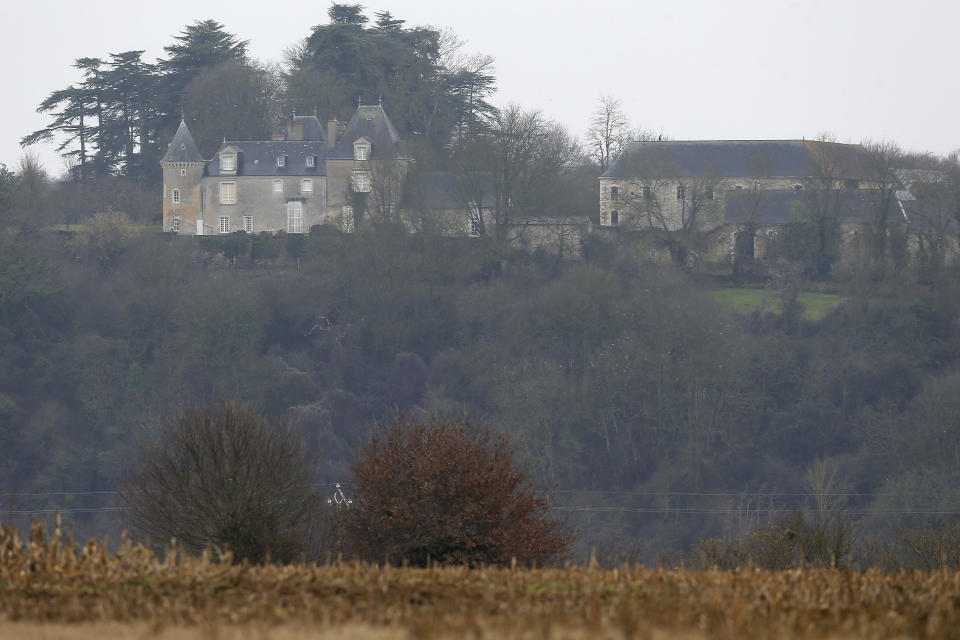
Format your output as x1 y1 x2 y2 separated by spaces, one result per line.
199 175 327 234
162 162 205 233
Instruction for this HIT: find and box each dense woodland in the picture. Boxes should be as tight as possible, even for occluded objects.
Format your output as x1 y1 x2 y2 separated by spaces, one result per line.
4 5 960 564
3 218 960 562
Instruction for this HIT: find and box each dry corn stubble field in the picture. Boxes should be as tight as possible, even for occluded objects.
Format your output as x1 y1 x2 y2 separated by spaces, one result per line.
2 522 960 639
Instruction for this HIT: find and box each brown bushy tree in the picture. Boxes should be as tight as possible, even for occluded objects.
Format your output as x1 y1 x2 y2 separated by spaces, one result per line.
121 403 321 563
348 414 570 566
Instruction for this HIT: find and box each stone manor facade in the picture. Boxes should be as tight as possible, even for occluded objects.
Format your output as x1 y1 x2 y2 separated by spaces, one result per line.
161 104 409 235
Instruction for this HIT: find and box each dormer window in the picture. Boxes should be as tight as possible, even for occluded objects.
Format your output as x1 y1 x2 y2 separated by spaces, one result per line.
221 154 235 171
277 155 286 167
305 155 315 168
354 138 371 161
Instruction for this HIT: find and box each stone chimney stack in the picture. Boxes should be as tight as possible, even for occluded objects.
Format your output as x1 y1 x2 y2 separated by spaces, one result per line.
287 120 304 141
327 119 338 147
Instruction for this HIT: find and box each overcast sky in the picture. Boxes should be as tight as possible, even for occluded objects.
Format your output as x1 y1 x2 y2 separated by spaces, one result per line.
2 0 958 176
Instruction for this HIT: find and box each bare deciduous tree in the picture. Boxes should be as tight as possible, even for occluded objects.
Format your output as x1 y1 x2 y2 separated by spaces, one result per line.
453 104 581 246
617 150 721 268
121 403 322 563
585 96 657 172
586 96 630 172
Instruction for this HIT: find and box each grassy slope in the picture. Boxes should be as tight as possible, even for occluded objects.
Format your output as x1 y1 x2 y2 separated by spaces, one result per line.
707 287 843 321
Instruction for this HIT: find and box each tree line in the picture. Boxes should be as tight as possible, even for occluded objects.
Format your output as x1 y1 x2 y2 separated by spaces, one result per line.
3 216 960 563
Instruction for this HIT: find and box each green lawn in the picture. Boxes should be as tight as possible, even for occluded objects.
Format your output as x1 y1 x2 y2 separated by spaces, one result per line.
707 287 843 321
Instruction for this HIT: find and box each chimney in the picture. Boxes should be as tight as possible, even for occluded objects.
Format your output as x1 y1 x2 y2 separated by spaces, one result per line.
272 133 285 141
288 120 304 141
327 118 338 147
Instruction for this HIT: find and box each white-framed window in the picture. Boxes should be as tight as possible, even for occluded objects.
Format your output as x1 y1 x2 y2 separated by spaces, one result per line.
305 155 315 168
180 168 186 176
302 179 313 193
287 201 303 234
221 154 235 171
243 216 253 233
220 181 237 204
354 144 369 161
172 217 181 232
469 209 481 237
277 155 286 167
342 205 355 233
351 170 371 193
610 186 619 202
171 188 180 204
219 216 230 233
273 179 283 194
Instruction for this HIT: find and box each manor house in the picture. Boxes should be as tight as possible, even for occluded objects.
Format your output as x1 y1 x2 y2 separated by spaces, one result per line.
598 139 905 263
161 104 409 235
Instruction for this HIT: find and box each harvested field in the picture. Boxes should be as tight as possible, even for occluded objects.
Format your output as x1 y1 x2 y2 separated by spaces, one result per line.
2 522 960 639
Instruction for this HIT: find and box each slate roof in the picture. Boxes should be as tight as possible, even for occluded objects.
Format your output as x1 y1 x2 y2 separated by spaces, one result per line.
329 104 404 160
603 140 872 181
207 141 327 177
403 171 495 210
286 115 326 141
161 120 205 163
723 189 906 226
163 106 403 177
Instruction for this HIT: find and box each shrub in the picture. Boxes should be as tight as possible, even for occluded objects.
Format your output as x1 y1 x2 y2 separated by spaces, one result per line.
347 414 570 566
696 511 853 570
121 403 321 563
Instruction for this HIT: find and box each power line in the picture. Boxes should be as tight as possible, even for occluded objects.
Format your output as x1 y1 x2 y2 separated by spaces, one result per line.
4 487 957 499
5 508 126 515
554 507 960 515
3 491 118 497
1 484 340 498
539 490 959 497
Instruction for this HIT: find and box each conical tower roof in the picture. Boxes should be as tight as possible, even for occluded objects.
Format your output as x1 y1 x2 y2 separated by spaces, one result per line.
161 119 204 163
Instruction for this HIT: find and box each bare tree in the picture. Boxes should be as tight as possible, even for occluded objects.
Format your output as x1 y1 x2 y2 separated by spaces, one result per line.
861 140 905 274
367 156 406 227
121 403 322 563
586 96 630 172
616 149 721 267
585 96 658 172
454 104 581 246
908 166 960 280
